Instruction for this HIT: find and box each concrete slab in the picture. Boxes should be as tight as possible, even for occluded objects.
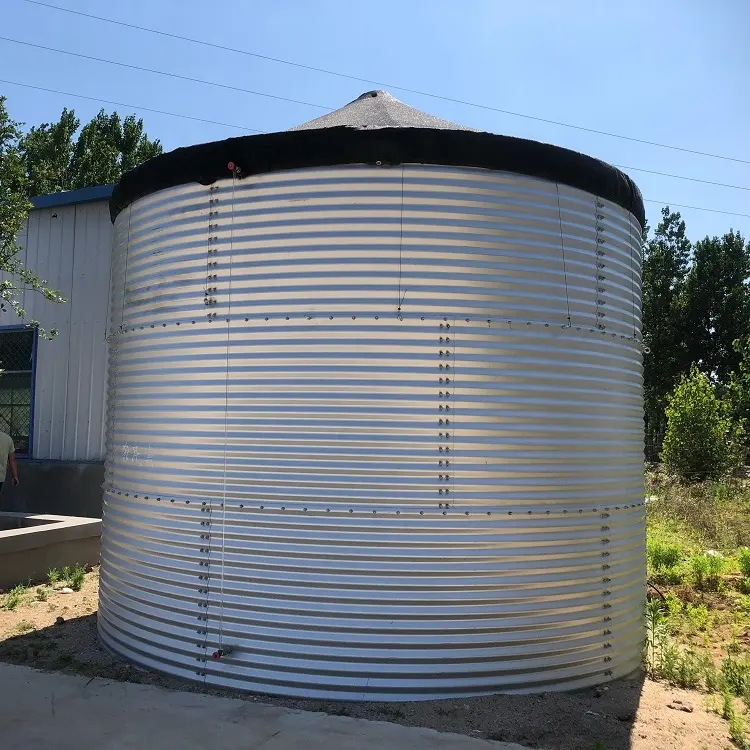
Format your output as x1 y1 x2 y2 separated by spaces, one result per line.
0 663 532 750
0 513 100 589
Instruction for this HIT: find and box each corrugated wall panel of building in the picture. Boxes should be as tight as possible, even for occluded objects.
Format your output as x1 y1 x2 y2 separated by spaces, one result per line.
10 200 112 461
62 201 112 460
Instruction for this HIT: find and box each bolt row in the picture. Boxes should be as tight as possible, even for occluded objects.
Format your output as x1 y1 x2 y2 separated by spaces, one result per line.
437 321 454 502
109 316 642 344
103 488 645 514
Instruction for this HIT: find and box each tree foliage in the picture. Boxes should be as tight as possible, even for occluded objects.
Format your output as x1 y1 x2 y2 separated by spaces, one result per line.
20 107 79 197
642 207 691 458
727 335 750 455
21 108 162 197
682 230 750 380
0 97 64 338
641 205 750 465
1 96 162 337
661 366 742 481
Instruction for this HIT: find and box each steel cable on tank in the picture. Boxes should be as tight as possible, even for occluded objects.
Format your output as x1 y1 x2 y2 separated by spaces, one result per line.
121 207 131 332
555 184 572 327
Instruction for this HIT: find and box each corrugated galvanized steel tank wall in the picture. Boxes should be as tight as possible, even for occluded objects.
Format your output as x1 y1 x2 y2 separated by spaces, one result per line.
100 163 645 700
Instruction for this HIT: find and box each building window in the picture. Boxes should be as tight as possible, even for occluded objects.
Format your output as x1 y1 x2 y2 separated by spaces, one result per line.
0 329 35 455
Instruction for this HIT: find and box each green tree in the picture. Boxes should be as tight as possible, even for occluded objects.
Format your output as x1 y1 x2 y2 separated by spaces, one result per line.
727 335 750 456
20 108 79 197
682 230 750 381
642 207 691 460
661 365 742 481
0 97 64 337
20 107 162 196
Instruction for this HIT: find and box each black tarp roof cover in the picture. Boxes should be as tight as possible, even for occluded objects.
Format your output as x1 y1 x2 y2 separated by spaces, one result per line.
110 90 645 227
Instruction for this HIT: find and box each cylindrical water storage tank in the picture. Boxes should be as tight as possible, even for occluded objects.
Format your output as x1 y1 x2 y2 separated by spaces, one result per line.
100 91 646 700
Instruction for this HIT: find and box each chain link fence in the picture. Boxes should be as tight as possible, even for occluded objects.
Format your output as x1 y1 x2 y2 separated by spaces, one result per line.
0 329 35 454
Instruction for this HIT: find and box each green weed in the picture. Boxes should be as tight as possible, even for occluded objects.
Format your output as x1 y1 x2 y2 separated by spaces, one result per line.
684 603 712 633
645 599 668 678
704 658 725 693
724 689 749 748
69 565 86 592
664 590 683 618
691 553 724 591
723 654 750 697
739 549 750 579
648 540 684 571
36 587 51 602
724 690 735 720
729 711 747 749
676 649 703 689
3 584 26 611
14 620 34 634
47 568 60 585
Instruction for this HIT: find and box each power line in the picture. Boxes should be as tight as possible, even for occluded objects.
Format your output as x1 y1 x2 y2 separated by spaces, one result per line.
643 200 750 219
615 164 750 193
5 70 750 198
19 0 750 167
0 36 331 112
0 78 259 132
0 83 747 222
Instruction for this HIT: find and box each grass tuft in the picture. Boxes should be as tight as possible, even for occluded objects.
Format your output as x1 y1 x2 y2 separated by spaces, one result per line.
3 584 26 611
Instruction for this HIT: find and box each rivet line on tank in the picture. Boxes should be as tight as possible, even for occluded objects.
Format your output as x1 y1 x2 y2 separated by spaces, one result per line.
109 489 643 515
113 314 643 346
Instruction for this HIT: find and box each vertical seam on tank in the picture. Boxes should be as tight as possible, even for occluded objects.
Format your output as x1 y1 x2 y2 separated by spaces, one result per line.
218 174 236 652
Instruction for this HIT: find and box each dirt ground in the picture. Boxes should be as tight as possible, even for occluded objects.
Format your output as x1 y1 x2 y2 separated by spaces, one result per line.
0 568 735 750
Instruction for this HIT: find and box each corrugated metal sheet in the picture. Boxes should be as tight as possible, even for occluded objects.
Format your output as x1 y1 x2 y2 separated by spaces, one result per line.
99 164 645 700
11 200 111 460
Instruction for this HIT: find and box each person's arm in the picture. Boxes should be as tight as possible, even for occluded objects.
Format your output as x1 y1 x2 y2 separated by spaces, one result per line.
8 451 19 487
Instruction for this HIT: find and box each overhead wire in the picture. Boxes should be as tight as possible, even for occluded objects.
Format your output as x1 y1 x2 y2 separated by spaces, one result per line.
614 164 750 193
4 75 749 215
0 78 259 132
18 0 750 167
642 200 750 220
0 36 331 112
1 39 748 221
4 77 750 221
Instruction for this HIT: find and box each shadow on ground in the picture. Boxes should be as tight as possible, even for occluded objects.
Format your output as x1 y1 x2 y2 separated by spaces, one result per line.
0 614 646 750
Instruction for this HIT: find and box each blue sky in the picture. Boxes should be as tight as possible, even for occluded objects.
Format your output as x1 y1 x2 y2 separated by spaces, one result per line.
2 0 748 242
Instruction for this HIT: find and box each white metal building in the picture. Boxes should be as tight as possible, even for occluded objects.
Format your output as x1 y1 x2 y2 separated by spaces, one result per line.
4 185 113 462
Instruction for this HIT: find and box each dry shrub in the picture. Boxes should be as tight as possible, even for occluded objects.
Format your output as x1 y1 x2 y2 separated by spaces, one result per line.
647 470 750 550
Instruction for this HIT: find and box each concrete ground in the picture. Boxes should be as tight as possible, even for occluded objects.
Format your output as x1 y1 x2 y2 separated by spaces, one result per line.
0 663 533 750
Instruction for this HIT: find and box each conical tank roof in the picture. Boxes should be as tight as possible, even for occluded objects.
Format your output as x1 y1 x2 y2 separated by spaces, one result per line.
291 90 475 132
